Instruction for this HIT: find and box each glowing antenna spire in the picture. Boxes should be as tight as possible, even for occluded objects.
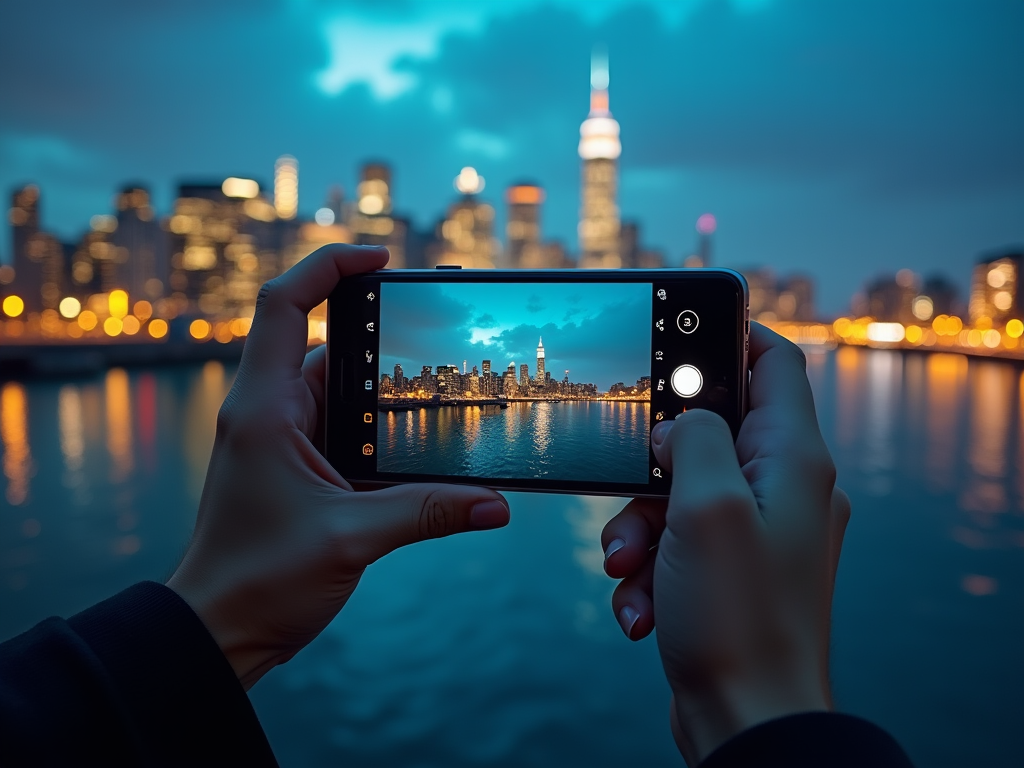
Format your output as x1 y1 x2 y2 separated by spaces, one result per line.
590 46 609 112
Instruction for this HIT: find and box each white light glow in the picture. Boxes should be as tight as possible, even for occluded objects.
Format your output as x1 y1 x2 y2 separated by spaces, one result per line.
314 207 335 226
866 322 906 343
222 178 259 199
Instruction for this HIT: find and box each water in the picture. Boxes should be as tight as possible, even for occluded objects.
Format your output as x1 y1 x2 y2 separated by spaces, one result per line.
1 350 1021 767
378 401 650 483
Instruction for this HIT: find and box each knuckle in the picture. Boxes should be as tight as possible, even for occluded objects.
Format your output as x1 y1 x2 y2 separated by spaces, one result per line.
418 490 459 540
255 278 284 315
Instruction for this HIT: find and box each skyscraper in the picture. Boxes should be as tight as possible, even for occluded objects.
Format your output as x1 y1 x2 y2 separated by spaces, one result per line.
506 182 544 268
519 363 530 389
535 337 546 384
578 50 621 269
111 185 166 301
432 168 498 269
8 185 63 313
350 162 406 268
969 251 1022 323
274 156 298 220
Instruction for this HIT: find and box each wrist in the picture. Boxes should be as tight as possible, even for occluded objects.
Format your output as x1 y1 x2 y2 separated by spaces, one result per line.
670 673 831 763
165 569 276 692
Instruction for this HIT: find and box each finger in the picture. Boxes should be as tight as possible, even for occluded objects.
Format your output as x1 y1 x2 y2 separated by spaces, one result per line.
746 321 819 426
601 498 666 579
301 344 327 449
610 548 656 640
301 343 327 413
653 410 758 541
337 483 510 566
829 485 851 584
244 244 388 374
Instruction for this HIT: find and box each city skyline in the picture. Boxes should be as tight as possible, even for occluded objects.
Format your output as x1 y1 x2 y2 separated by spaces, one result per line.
377 282 650 390
1 2 1021 314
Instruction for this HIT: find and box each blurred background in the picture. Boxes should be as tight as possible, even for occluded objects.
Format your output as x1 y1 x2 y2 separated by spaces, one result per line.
1 1 1022 766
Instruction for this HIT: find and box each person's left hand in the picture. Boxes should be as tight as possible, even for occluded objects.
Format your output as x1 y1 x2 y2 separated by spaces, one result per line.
167 244 510 690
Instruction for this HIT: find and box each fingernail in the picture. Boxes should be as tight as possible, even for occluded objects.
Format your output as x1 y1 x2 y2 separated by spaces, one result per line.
618 605 640 639
651 421 672 447
604 538 626 562
470 500 509 530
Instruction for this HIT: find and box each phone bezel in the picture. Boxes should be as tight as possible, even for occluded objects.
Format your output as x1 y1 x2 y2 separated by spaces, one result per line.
326 268 748 498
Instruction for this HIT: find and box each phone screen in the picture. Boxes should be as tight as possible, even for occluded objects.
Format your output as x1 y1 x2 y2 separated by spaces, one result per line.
327 270 747 498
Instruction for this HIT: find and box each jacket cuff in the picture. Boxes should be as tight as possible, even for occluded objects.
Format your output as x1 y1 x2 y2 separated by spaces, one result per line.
700 711 914 768
68 581 278 767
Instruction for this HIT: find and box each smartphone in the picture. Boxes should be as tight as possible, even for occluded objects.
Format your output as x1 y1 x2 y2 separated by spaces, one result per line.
325 268 748 498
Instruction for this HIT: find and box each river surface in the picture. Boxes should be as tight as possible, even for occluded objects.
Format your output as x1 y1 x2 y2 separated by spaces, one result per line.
378 401 649 482
0 348 1021 767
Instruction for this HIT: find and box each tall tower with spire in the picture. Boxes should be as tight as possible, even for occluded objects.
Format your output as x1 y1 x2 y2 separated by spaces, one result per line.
535 336 546 385
578 48 622 269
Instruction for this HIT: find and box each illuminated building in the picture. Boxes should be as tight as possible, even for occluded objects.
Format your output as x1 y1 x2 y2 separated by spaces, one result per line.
741 268 816 322
855 270 918 323
111 185 166 301
777 276 815 322
578 50 621 269
436 364 461 395
535 337 546 385
420 365 436 393
168 181 278 319
969 251 1022 324
350 163 406 268
519 363 530 390
506 183 547 268
432 168 498 269
8 185 64 313
274 156 298 220
919 274 960 318
482 359 493 395
394 363 405 392
503 363 517 397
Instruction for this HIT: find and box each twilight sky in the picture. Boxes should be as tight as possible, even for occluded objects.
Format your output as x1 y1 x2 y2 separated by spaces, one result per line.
1 0 1021 313
378 281 651 389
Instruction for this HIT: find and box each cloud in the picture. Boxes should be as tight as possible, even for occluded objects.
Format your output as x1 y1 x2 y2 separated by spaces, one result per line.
526 295 546 313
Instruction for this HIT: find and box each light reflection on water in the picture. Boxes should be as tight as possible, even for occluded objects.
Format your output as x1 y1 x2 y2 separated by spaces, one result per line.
0 350 1022 767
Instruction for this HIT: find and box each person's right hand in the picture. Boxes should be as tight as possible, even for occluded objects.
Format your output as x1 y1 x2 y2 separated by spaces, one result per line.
601 323 850 765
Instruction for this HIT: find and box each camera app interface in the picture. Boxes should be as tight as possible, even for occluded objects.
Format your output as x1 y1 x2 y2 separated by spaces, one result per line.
375 282 652 484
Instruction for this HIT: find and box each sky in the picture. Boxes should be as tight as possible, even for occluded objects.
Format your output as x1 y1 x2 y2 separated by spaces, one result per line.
0 0 1021 313
378 281 651 389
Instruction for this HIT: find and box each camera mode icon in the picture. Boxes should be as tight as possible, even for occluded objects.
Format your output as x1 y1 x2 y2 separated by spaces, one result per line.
363 413 373 423
364 380 373 390
362 444 374 456
366 292 376 301
655 319 665 331
366 322 375 332
657 289 667 300
676 310 699 334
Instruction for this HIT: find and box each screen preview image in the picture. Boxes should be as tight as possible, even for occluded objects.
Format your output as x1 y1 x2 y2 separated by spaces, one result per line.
375 281 653 484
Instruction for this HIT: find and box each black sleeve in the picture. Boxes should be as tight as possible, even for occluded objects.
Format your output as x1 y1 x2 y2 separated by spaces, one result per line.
699 711 914 768
0 581 278 768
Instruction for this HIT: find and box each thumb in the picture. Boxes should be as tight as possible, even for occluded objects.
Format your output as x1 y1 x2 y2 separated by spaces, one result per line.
341 484 510 564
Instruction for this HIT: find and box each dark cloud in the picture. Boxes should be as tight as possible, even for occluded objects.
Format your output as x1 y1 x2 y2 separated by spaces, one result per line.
526 295 546 313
